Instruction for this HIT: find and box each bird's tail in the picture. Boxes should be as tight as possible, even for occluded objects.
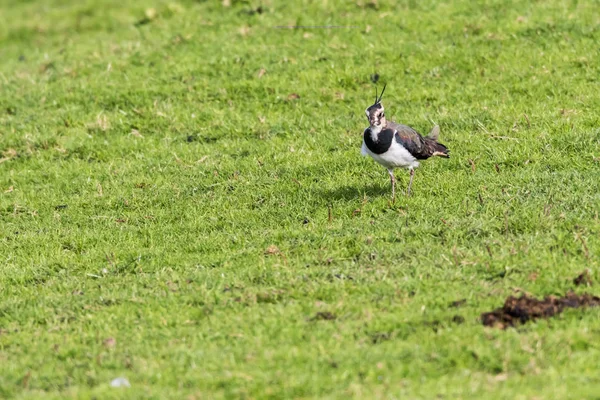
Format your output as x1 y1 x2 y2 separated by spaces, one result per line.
427 125 440 140
426 125 450 158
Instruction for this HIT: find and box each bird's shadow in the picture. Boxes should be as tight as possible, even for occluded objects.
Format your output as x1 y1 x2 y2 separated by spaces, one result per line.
318 183 390 202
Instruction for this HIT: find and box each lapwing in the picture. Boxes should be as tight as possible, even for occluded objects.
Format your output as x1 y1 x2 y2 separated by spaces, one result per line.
361 85 450 202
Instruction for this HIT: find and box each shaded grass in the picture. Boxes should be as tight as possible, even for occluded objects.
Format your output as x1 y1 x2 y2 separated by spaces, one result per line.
1 0 600 398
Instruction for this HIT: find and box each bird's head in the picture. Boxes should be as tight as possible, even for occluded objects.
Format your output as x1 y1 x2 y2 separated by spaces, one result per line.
366 102 386 128
365 84 387 128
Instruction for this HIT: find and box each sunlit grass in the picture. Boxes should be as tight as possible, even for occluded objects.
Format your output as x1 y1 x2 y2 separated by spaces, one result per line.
1 0 600 398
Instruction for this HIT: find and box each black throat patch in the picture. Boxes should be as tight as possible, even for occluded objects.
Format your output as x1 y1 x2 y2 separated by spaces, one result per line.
363 127 394 155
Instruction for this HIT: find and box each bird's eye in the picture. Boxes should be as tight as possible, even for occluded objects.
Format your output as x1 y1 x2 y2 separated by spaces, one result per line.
381 113 385 117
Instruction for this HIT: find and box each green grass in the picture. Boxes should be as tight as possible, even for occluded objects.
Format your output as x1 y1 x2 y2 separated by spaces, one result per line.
1 0 600 398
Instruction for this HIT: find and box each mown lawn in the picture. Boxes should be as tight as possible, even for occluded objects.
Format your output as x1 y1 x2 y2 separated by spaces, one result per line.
1 0 600 398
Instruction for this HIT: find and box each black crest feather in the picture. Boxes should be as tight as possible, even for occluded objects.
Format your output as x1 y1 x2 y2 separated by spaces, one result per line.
374 83 387 105
377 83 386 104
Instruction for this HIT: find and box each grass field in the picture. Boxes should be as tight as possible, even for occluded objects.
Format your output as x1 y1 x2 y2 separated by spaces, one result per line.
1 0 600 398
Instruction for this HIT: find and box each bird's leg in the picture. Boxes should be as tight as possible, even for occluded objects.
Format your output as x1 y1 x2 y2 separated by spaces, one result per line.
387 168 396 203
407 168 415 196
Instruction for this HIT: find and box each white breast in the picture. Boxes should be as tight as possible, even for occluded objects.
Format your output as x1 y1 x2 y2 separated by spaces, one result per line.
361 141 368 156
362 134 419 169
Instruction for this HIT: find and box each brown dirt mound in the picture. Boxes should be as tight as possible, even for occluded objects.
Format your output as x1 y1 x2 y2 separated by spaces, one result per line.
574 270 592 286
310 311 336 321
482 291 600 329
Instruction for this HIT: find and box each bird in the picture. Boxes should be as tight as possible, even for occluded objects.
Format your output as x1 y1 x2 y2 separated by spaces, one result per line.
361 84 450 202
